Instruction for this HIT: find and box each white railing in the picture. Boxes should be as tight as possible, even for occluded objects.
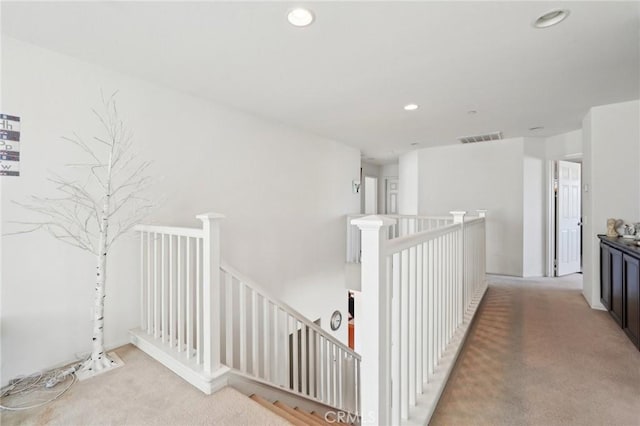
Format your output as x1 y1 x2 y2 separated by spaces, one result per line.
138 225 206 364
346 214 455 263
352 210 487 425
219 262 360 413
135 213 360 414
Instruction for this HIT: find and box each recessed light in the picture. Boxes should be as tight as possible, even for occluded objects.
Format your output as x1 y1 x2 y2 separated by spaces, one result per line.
287 8 315 27
529 126 544 131
467 110 477 115
404 104 419 111
533 9 570 28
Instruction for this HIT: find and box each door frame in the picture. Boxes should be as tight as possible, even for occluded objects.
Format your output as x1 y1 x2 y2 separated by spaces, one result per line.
546 160 556 277
546 156 583 277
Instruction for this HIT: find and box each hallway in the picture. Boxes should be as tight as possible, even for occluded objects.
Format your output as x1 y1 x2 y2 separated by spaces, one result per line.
431 275 640 425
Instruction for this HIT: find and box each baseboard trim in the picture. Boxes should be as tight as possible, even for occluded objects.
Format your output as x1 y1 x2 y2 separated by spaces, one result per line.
129 328 230 394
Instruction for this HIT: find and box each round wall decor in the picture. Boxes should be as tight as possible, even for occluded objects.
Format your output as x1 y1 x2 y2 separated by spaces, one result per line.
330 310 342 331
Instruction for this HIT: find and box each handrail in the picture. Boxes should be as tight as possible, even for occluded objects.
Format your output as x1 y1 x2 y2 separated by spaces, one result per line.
220 260 360 360
385 222 462 254
464 216 485 224
134 224 204 238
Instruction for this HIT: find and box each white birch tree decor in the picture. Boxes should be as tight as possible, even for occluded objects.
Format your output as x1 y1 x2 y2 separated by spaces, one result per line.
12 92 153 378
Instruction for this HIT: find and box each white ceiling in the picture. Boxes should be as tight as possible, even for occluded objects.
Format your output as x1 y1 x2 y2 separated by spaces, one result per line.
2 1 639 163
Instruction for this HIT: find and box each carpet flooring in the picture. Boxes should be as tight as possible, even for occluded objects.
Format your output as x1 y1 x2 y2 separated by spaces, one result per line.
431 274 640 426
1 345 290 426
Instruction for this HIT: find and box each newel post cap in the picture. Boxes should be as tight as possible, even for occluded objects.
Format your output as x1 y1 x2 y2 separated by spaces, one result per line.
450 210 467 224
351 215 396 230
476 209 488 217
196 212 226 221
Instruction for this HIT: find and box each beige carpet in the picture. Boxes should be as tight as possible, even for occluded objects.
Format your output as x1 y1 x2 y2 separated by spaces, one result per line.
1 345 290 426
431 274 640 426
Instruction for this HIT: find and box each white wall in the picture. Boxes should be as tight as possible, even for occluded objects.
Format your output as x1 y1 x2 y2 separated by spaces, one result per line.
398 151 419 215
582 100 640 308
416 138 525 276
545 129 583 160
0 37 360 383
522 138 546 277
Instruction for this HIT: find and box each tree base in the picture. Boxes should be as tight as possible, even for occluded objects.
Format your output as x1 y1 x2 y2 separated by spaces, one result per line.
75 351 124 381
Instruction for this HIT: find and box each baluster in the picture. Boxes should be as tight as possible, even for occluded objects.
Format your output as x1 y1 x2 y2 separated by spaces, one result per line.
438 236 443 358
239 282 247 373
273 304 279 382
416 242 423 395
225 271 233 366
252 291 259 376
140 232 146 332
309 329 315 398
285 313 291 388
329 342 335 406
196 238 202 364
337 348 343 408
356 357 360 414
409 246 417 406
449 232 453 339
169 235 174 348
433 236 438 361
391 252 401 424
161 234 167 343
154 233 160 339
427 239 434 378
177 236 183 352
186 237 192 359
401 249 410 420
301 324 307 394
319 335 325 402
292 316 298 390
263 297 270 381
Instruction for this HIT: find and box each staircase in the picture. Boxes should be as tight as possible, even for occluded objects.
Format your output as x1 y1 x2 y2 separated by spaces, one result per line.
250 394 354 426
130 213 360 422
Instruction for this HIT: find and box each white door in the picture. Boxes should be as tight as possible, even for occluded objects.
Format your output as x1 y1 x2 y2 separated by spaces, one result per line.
556 161 581 276
386 178 399 214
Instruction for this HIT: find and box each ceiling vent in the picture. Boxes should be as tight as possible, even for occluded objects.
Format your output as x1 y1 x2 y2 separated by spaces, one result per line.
458 131 503 144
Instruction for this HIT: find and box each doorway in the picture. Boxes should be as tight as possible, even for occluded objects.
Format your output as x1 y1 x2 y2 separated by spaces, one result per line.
364 176 378 214
549 160 583 276
386 178 399 214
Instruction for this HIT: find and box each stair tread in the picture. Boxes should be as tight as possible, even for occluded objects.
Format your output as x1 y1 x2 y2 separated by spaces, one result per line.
310 410 352 426
274 401 324 426
249 394 307 426
293 406 330 426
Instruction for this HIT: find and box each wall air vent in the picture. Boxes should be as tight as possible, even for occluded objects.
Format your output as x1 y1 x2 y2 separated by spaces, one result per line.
458 131 503 144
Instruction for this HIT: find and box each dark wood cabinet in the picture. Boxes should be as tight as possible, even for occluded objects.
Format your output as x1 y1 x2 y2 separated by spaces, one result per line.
611 248 624 326
623 254 640 347
600 243 611 309
599 235 640 350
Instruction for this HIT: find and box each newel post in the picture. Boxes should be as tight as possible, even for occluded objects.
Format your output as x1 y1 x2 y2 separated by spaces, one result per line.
450 211 466 325
197 212 225 375
477 210 488 278
351 215 395 425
